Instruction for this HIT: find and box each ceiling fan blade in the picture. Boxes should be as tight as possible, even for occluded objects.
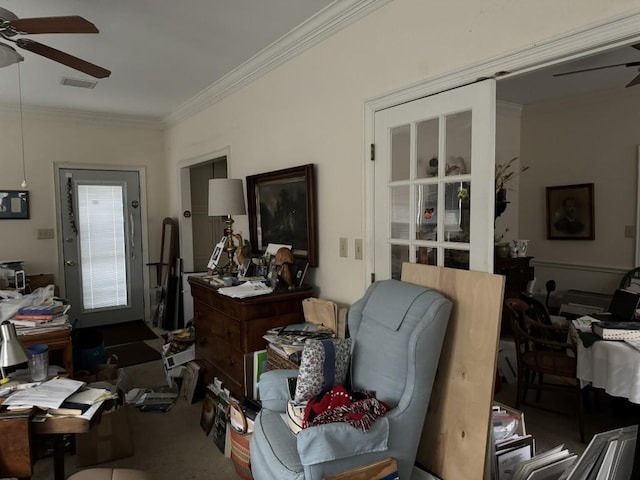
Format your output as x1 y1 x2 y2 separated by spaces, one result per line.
553 62 630 77
16 39 110 78
8 16 98 34
626 72 640 88
553 61 640 77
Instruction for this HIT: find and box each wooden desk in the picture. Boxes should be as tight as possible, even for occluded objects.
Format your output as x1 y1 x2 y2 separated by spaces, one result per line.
0 400 108 480
0 411 33 479
18 328 74 375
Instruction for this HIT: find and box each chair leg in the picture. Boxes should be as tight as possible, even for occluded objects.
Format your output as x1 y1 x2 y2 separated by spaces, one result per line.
577 385 585 443
516 370 525 409
536 373 543 402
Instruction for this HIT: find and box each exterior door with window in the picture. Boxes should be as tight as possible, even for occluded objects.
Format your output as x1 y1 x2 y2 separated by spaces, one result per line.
58 168 144 328
373 80 496 280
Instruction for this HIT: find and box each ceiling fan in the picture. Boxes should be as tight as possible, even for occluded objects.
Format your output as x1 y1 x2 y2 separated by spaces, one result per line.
0 6 110 78
552 44 640 88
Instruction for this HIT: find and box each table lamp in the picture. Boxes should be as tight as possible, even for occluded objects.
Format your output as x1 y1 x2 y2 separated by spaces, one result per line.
0 320 29 384
208 178 247 272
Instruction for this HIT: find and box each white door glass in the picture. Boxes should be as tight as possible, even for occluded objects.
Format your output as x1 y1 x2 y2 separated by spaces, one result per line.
77 185 128 309
374 80 496 280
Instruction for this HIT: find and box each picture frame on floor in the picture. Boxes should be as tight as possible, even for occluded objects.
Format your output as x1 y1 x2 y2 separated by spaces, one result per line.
200 391 216 436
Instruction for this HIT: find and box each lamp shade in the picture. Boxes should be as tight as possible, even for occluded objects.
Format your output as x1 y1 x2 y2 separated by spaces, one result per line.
208 178 246 217
0 321 28 367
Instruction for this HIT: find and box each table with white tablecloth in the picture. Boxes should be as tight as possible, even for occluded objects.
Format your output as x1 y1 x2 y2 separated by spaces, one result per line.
577 338 640 404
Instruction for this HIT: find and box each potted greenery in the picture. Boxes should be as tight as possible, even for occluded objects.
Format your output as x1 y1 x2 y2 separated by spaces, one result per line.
495 157 529 219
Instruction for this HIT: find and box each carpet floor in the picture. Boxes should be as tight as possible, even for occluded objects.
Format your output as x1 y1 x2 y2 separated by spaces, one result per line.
31 352 239 480
105 342 163 368
93 320 158 347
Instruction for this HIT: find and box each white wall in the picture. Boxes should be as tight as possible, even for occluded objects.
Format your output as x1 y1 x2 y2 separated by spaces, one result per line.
519 88 640 294
0 109 166 286
495 103 524 244
166 0 635 304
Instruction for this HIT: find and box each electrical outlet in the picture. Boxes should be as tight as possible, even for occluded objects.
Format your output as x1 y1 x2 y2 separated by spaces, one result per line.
37 228 54 240
339 237 348 258
354 239 363 260
625 225 634 239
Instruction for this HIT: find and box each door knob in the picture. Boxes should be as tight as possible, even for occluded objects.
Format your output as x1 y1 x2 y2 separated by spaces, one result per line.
65 260 76 266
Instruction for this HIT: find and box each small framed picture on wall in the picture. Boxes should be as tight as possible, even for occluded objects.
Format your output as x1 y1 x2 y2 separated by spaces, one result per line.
546 183 594 240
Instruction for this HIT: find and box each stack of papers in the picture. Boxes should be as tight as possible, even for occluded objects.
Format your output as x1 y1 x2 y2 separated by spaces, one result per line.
218 281 273 298
1 378 113 420
3 377 85 409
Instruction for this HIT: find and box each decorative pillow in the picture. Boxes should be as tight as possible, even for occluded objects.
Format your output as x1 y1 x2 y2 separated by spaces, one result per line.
294 338 351 403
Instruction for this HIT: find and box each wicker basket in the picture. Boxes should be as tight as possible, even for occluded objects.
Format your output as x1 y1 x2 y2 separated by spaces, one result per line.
266 344 299 371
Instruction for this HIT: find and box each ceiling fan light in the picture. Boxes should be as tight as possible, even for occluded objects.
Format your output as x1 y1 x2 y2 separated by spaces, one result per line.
0 7 18 21
0 43 23 67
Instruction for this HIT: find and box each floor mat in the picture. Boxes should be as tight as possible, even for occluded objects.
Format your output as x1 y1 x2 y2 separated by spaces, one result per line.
94 320 158 347
105 342 162 368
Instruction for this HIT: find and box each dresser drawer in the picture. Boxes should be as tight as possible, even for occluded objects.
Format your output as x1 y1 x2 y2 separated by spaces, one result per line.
210 341 244 386
194 301 241 350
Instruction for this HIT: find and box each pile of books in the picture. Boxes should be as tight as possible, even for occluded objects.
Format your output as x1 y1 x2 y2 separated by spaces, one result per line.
133 384 179 412
10 304 71 335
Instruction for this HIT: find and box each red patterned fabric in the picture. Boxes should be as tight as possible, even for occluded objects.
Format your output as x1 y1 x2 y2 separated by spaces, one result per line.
302 385 390 433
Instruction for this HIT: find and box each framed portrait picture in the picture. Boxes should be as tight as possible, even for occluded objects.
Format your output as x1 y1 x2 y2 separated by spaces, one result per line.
546 183 594 240
246 164 317 266
0 190 29 219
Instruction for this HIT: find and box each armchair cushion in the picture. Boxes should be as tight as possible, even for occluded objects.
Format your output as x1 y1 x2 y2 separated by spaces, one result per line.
258 369 299 412
361 280 426 331
297 417 389 465
294 338 351 403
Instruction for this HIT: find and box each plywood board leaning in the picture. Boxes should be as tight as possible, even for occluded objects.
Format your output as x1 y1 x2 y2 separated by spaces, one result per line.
401 263 504 480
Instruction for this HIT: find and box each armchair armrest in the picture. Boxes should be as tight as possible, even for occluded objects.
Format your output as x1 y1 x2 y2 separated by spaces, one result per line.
258 369 298 412
296 417 389 466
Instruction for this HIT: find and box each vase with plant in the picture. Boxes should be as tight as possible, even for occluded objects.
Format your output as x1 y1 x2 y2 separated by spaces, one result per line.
495 157 529 219
494 227 510 258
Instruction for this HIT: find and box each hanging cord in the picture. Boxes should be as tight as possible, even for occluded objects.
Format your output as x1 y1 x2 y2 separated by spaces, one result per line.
17 63 27 188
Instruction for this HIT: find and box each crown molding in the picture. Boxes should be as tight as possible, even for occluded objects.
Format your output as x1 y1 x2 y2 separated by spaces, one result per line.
365 8 640 113
0 102 163 129
163 0 391 127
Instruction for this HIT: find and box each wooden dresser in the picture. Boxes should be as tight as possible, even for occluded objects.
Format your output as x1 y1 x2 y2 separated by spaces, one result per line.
188 276 313 399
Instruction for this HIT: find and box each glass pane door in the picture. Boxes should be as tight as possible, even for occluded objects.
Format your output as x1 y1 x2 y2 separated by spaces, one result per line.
374 80 496 280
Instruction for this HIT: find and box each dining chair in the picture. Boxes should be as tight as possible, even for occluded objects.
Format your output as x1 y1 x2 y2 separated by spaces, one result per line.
620 267 640 290
504 298 585 442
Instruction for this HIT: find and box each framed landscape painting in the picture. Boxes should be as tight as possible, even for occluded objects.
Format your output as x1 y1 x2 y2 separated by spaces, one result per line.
546 183 594 240
246 164 318 266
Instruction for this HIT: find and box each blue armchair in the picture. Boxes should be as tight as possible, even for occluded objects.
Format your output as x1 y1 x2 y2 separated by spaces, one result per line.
250 279 452 480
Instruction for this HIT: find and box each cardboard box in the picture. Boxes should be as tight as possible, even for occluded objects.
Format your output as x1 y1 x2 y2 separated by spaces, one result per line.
162 344 195 370
75 404 134 467
163 363 185 386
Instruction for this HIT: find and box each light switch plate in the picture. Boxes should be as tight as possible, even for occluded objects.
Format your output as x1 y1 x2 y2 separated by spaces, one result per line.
339 237 348 257
354 239 363 260
37 228 54 240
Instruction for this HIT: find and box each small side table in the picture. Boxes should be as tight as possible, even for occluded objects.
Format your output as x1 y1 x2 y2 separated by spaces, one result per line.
18 328 74 375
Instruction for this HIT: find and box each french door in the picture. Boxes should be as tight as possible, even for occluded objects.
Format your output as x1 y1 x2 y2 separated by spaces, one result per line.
58 168 145 328
373 80 496 280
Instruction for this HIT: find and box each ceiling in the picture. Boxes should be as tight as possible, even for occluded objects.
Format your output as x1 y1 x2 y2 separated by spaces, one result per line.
0 0 334 118
497 43 640 104
0 2 638 119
